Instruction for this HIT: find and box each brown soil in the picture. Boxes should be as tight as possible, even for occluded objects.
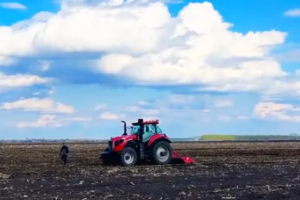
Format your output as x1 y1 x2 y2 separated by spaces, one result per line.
1 142 300 199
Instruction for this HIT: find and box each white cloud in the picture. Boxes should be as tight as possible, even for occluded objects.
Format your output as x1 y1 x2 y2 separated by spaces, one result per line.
94 104 107 111
17 114 62 128
17 115 93 128
274 49 300 63
66 117 91 121
94 93 244 124
284 8 300 17
112 94 213 122
100 111 123 120
160 0 183 4
0 0 296 96
254 102 300 122
126 105 160 115
48 87 55 94
139 94 196 110
0 2 27 10
137 101 149 106
0 56 16 65
38 60 50 71
237 115 248 120
0 72 47 90
0 97 75 114
168 94 195 105
218 115 231 121
213 99 233 107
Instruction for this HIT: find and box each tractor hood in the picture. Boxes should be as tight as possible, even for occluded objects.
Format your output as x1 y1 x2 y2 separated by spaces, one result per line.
111 134 138 142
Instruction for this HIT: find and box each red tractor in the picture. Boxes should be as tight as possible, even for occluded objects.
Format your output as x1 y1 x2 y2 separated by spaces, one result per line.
100 118 195 166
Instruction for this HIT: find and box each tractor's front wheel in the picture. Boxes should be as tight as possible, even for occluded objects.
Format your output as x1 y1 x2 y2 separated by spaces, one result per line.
120 147 137 166
101 157 112 165
152 141 172 165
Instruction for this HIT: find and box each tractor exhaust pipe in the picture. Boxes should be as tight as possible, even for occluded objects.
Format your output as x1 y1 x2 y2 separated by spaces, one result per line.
121 121 127 135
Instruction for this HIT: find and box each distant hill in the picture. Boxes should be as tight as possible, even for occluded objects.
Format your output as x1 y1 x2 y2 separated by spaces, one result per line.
199 134 300 141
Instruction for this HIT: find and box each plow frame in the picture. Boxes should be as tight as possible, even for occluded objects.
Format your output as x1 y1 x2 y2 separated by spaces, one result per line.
172 150 195 164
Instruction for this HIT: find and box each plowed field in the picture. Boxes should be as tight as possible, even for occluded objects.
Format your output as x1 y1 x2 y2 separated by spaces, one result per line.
1 142 300 199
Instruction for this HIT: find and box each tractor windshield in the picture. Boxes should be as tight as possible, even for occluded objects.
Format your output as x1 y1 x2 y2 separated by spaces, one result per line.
131 125 140 134
156 125 162 133
130 124 162 134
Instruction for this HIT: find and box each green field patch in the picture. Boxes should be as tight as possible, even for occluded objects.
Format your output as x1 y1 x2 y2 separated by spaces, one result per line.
200 134 300 141
201 134 238 140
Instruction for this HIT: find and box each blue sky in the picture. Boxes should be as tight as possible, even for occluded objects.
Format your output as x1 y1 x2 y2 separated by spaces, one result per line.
0 0 300 140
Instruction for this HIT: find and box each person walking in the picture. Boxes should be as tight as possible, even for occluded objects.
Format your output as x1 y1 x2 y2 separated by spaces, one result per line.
59 143 69 165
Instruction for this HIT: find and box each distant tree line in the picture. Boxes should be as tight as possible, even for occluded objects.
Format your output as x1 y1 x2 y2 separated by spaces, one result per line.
200 134 300 141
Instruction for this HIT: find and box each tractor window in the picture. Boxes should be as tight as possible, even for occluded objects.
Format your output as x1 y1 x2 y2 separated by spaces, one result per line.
156 125 162 133
144 124 162 133
131 125 140 134
146 125 155 133
131 124 162 134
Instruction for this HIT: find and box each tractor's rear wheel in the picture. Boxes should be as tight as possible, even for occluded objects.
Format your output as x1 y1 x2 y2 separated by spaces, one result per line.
120 147 137 166
152 141 172 165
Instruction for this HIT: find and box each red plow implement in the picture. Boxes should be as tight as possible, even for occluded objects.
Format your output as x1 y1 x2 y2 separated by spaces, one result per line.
171 151 195 164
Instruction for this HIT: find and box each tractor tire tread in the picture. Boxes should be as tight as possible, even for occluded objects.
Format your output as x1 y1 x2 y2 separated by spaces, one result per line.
152 140 172 165
120 147 138 166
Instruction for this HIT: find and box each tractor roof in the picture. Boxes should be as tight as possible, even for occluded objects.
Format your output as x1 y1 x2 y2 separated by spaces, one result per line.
132 119 159 125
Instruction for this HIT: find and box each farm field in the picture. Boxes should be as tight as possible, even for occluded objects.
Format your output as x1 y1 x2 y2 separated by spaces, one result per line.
1 142 300 199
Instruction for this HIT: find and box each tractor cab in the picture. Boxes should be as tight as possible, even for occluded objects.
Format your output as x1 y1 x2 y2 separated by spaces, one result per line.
130 120 163 143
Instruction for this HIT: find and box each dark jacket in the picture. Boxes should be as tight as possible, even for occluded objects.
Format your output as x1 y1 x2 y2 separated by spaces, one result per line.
60 145 69 155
